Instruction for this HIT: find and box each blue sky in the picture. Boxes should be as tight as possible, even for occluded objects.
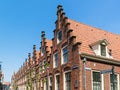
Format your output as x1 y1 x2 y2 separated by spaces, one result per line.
0 0 120 82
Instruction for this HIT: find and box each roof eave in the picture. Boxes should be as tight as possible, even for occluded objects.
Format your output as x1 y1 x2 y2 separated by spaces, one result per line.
80 53 120 66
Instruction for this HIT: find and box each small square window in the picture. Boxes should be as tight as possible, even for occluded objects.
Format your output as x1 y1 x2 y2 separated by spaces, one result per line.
57 31 62 43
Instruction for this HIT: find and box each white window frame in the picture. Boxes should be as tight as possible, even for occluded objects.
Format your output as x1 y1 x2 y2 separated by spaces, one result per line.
57 31 62 44
92 70 104 90
53 52 58 68
42 60 46 73
44 77 47 90
91 41 112 58
39 63 42 73
41 47 45 56
55 73 60 90
49 76 52 90
100 42 107 56
61 45 68 65
64 70 71 90
40 79 43 88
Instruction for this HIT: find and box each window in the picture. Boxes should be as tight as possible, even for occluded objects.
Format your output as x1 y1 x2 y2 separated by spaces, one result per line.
62 46 68 64
110 74 118 90
43 60 46 69
41 47 45 56
40 79 43 88
57 31 62 43
55 74 60 90
44 77 48 90
40 63 42 73
49 76 52 90
54 52 58 68
100 44 106 56
90 39 109 57
92 71 102 90
64 71 71 90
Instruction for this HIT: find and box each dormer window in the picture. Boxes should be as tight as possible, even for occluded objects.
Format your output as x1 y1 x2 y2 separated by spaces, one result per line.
90 39 110 57
57 31 62 43
100 43 106 56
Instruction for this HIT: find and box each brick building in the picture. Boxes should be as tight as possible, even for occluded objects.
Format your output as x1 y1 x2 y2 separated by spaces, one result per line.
11 5 120 90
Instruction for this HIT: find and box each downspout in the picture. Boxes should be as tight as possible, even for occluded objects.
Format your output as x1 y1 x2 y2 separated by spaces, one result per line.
82 57 86 90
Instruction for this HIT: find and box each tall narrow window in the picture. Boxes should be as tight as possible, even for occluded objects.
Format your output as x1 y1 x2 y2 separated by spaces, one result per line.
92 71 101 90
41 47 45 56
55 74 60 90
62 46 68 64
110 74 118 90
65 72 71 90
43 60 46 69
40 63 42 73
101 44 106 56
44 77 48 90
54 52 58 68
49 76 52 90
57 31 62 43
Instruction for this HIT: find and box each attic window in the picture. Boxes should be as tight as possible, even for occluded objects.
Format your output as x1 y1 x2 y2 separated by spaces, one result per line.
57 31 62 44
100 43 106 56
90 39 109 57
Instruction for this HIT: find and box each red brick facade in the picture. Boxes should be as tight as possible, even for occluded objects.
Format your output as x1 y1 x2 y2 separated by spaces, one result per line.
11 5 120 90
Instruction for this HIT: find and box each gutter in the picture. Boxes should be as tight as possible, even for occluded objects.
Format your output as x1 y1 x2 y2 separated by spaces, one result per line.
80 53 120 66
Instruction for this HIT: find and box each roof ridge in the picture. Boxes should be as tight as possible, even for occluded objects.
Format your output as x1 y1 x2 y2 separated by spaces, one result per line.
68 18 120 37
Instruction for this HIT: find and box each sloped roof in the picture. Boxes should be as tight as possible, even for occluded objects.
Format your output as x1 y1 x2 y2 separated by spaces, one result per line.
68 19 120 60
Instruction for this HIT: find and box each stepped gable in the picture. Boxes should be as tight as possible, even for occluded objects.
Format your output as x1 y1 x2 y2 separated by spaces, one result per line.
32 45 40 64
68 19 120 60
46 39 52 54
40 31 52 56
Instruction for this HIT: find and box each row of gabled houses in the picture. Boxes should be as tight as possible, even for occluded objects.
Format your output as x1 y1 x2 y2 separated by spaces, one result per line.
11 5 120 90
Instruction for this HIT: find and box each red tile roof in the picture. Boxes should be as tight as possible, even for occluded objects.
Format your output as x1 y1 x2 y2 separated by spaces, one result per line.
68 19 120 60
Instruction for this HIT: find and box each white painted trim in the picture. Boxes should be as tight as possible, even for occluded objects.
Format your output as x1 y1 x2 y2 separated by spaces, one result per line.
117 74 119 90
49 75 52 86
92 43 113 59
102 74 104 90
